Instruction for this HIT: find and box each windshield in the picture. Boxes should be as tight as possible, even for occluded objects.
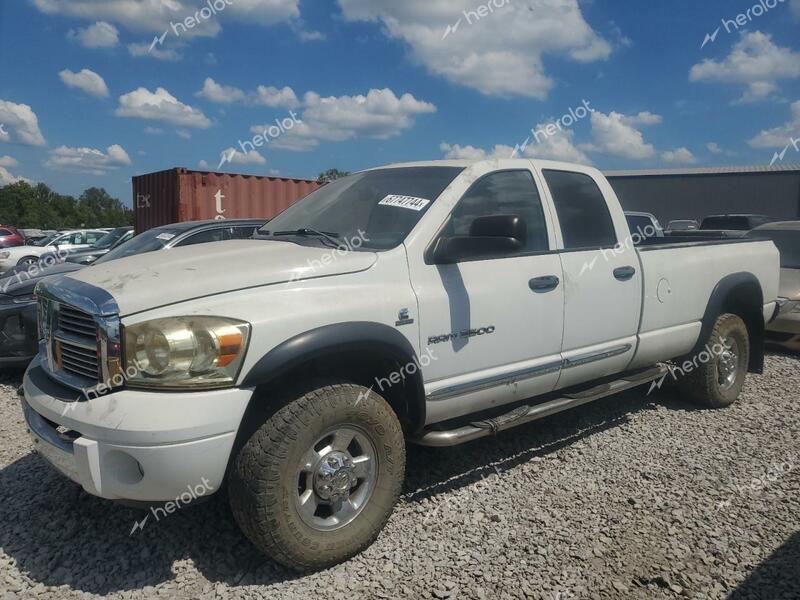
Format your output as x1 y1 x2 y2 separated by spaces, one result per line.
33 234 56 246
747 230 800 269
259 167 464 250
91 228 131 250
95 227 181 264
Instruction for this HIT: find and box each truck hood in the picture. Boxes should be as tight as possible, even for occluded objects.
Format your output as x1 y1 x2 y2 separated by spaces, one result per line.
62 239 378 315
779 268 800 300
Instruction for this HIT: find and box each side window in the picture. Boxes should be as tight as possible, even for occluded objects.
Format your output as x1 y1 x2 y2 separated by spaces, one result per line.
231 226 258 240
86 232 103 244
447 170 549 252
543 170 617 249
175 228 227 247
0 229 11 236
70 233 84 245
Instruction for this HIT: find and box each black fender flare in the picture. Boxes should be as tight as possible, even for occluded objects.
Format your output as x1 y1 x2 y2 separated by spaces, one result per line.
240 321 426 430
692 272 765 373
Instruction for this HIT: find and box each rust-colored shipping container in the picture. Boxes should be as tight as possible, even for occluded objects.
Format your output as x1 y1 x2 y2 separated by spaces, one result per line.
132 168 322 233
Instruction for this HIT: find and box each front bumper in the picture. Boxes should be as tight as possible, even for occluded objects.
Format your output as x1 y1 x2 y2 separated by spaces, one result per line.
0 300 38 367
21 355 254 502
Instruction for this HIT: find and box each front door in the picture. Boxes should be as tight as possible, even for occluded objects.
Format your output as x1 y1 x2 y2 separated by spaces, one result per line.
408 167 565 425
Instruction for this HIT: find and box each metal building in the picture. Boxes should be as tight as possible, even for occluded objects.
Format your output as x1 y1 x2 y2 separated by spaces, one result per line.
605 164 800 225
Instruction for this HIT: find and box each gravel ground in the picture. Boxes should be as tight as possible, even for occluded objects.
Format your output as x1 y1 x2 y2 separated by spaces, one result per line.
1 354 798 600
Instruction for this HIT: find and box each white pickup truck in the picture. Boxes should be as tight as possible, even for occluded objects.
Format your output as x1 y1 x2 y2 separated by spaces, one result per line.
21 159 780 570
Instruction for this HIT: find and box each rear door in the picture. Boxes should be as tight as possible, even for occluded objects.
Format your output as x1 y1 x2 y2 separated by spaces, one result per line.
407 165 565 424
538 167 642 389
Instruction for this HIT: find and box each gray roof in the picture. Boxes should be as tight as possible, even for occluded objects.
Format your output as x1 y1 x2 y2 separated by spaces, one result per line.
752 221 800 231
605 164 800 177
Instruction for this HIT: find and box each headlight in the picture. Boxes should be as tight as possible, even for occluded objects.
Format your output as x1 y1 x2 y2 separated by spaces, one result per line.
0 252 9 259
123 316 250 389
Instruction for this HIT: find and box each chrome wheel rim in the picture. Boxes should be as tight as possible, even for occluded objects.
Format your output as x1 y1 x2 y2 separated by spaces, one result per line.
294 426 377 531
717 336 740 391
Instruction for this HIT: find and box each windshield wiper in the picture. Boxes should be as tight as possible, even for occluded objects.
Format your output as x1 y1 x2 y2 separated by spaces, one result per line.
269 228 345 248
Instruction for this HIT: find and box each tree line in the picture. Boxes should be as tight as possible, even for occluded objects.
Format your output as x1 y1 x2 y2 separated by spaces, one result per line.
0 181 133 229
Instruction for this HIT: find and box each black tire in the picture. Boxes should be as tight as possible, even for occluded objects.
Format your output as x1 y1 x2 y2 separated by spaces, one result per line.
678 313 750 408
16 256 38 267
228 379 405 571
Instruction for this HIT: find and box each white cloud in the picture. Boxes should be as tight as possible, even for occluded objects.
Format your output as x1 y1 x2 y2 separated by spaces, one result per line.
579 110 657 159
661 147 697 165
68 21 119 47
0 99 46 146
261 88 436 151
196 78 247 103
59 68 110 98
337 0 612 99
219 147 267 165
0 156 18 168
706 142 723 154
255 85 300 109
32 0 300 31
45 143 131 175
0 166 31 186
116 87 211 128
620 111 662 126
440 142 501 160
749 100 800 148
195 78 300 109
441 124 591 165
689 32 800 103
127 42 182 61
198 159 210 169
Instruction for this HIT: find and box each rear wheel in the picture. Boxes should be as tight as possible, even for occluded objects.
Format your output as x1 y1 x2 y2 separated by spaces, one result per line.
678 313 749 408
228 380 405 571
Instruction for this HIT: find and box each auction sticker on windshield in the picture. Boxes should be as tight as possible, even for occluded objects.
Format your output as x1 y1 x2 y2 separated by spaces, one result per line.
378 195 431 211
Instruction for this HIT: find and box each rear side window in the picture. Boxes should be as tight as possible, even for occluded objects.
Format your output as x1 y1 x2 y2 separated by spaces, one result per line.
446 170 549 252
0 229 11 236
543 170 617 249
176 228 228 246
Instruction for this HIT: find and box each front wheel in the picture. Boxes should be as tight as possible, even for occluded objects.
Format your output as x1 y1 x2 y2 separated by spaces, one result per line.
16 256 38 267
678 313 750 408
229 380 405 571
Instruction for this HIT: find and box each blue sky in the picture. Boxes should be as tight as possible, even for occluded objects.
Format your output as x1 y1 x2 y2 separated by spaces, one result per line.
1 0 799 205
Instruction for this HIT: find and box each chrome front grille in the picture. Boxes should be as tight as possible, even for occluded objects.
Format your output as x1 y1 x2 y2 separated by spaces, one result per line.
58 305 98 338
36 278 122 394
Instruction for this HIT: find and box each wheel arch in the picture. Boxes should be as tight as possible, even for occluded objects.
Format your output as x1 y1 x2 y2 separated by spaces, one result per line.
234 322 426 453
693 272 765 373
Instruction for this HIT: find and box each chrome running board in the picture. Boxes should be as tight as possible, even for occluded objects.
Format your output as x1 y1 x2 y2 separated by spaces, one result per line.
413 365 668 447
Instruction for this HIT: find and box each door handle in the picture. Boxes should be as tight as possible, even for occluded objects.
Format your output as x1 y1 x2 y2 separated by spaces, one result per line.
613 266 636 281
529 275 560 292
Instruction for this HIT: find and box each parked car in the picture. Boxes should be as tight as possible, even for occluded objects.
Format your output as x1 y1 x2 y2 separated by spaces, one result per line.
747 222 800 351
0 229 108 271
0 225 25 248
701 214 776 231
665 219 699 233
0 219 266 367
38 227 135 266
19 228 47 244
20 159 779 570
624 211 664 239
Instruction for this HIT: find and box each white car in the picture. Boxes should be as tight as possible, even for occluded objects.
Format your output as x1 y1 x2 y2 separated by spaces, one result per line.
21 159 780 570
0 230 107 272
